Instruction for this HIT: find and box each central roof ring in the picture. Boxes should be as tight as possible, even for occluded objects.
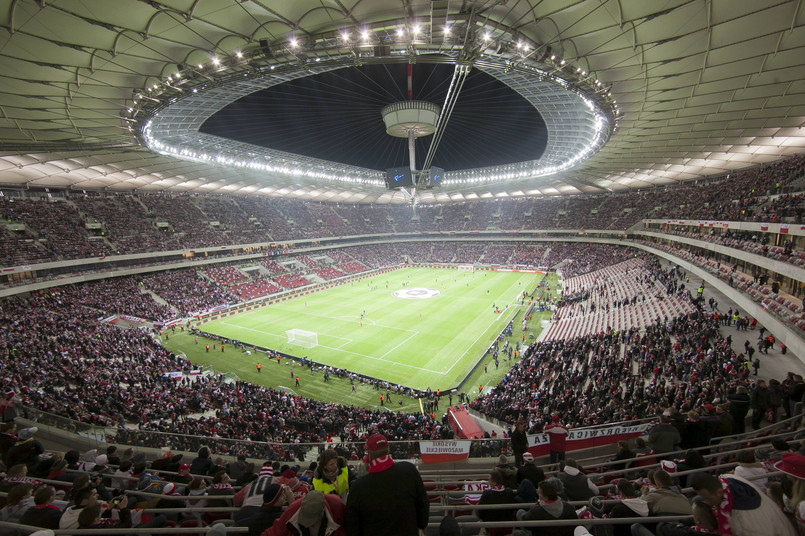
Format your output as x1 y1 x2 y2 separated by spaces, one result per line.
134 20 617 190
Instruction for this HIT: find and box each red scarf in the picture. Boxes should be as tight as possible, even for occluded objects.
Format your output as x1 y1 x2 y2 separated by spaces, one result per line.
713 478 734 536
367 455 394 473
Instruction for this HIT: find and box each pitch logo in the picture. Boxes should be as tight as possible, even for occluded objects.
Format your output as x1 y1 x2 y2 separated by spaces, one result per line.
393 287 441 299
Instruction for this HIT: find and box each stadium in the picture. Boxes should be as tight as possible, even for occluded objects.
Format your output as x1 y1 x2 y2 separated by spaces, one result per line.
2 1 805 534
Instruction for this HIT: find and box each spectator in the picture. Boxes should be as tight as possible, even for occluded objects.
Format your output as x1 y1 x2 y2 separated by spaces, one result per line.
244 483 295 536
59 486 99 529
0 483 33 523
0 422 17 463
312 450 351 501
605 480 649 536
774 452 805 533
189 446 213 475
345 433 428 536
727 386 751 434
712 404 733 440
476 469 517 536
751 380 772 430
608 440 635 471
6 427 44 469
632 501 718 536
647 416 681 455
681 411 707 449
515 480 578 536
263 490 346 536
511 417 529 467
691 473 795 536
544 415 569 464
494 455 518 489
18 485 63 529
733 450 769 493
229 453 249 482
557 459 598 501
642 470 691 516
516 452 545 487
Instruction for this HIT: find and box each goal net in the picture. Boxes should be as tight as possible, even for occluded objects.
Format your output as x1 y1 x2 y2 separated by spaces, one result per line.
286 329 318 348
457 264 474 272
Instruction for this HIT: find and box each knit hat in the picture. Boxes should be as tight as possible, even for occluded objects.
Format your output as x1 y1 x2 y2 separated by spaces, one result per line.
366 433 388 451
522 452 534 463
775 453 805 480
263 483 284 507
178 464 191 473
552 415 561 422
298 490 325 527
260 464 274 477
163 482 178 495
18 427 37 440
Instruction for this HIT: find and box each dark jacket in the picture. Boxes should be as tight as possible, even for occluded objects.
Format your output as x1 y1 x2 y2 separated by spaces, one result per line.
727 392 751 417
19 504 63 530
517 463 545 487
681 419 707 449
517 500 577 536
511 429 529 456
647 423 680 454
751 386 771 410
5 437 44 468
557 468 595 501
345 461 428 536
477 486 518 536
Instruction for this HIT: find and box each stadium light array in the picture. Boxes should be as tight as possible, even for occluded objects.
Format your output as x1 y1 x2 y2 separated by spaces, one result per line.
133 16 617 190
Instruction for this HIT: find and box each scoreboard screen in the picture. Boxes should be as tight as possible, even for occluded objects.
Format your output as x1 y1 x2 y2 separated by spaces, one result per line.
430 166 444 187
385 167 413 189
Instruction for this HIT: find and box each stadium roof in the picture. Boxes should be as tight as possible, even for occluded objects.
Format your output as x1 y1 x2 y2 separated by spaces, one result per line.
0 0 804 204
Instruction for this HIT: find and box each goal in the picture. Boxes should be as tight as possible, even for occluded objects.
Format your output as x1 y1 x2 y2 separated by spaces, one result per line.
457 264 474 272
286 329 318 349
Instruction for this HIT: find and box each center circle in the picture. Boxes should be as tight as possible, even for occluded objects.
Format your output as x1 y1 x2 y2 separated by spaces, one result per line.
392 287 442 300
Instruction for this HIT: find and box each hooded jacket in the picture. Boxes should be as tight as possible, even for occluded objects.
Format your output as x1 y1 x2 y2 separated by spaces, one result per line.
263 493 346 536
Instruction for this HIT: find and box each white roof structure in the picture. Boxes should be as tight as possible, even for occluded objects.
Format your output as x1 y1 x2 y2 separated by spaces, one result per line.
0 0 804 204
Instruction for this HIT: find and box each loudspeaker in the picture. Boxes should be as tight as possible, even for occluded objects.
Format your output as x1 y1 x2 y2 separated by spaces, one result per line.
258 39 272 57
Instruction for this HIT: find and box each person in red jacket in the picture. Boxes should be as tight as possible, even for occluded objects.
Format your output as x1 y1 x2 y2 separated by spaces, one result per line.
262 490 345 536
544 415 569 464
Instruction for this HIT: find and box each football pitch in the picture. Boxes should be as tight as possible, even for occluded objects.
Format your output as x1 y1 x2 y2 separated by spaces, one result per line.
197 267 543 391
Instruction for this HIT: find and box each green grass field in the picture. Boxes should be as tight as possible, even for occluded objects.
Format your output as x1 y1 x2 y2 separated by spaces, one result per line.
163 267 558 411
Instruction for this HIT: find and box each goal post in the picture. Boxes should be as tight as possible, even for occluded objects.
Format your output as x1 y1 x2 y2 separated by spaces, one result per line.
286 329 318 349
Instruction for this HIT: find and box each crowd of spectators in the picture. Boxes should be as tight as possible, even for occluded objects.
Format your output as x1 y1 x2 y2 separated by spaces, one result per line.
470 258 762 436
141 270 237 317
1 153 803 268
57 276 176 322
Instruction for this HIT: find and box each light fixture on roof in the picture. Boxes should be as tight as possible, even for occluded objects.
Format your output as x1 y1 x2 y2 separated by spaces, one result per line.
235 51 243 58
361 29 370 40
289 37 298 48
